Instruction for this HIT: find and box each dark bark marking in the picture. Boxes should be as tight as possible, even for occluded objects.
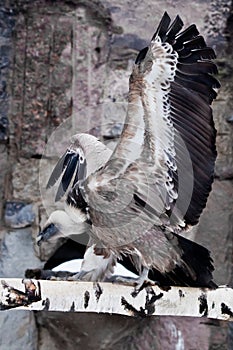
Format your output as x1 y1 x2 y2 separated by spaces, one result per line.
121 288 163 317
0 279 41 310
93 282 103 302
42 297 50 310
84 291 90 309
179 289 185 298
221 303 233 317
121 296 146 318
198 293 208 317
70 301 75 312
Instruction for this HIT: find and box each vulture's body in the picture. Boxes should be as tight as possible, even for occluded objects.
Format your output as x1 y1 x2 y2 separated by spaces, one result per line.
40 12 219 287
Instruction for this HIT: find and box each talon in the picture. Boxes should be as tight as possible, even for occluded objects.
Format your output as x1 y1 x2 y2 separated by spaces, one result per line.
132 279 156 297
110 275 138 286
67 270 90 281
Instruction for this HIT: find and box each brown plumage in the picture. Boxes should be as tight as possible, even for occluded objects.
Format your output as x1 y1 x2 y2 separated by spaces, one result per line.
44 12 220 287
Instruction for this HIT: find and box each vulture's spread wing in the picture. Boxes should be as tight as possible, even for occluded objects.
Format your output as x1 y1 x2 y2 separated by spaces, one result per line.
46 133 111 202
85 12 219 230
46 148 82 202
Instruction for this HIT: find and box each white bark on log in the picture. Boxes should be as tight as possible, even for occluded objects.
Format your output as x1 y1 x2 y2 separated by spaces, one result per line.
0 279 232 321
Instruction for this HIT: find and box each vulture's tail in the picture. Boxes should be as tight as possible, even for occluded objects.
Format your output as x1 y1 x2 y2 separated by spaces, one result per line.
149 233 217 288
175 233 217 288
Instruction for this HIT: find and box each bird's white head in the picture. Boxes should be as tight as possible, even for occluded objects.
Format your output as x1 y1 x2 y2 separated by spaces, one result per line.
36 209 87 245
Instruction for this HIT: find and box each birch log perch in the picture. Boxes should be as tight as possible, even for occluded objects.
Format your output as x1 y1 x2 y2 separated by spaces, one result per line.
0 279 233 321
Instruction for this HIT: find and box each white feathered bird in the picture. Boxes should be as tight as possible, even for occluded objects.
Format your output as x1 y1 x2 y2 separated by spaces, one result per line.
39 12 220 288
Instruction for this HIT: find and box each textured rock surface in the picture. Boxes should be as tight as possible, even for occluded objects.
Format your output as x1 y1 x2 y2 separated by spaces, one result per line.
37 311 149 350
0 0 232 349
0 310 37 350
4 202 36 228
0 228 42 277
0 7 14 142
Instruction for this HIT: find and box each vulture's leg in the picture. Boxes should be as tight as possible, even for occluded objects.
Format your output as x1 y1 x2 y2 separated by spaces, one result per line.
68 245 116 282
111 266 156 295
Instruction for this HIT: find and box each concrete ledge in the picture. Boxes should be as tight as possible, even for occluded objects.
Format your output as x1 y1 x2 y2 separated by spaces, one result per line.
0 279 233 321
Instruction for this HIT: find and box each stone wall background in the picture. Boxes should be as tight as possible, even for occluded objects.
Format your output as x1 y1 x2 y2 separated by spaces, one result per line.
0 0 232 349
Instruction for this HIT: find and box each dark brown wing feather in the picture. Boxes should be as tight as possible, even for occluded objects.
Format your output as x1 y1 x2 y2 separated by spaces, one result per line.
135 12 219 227
170 26 219 225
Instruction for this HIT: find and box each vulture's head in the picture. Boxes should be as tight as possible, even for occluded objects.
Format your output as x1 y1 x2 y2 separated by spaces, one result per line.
36 209 87 245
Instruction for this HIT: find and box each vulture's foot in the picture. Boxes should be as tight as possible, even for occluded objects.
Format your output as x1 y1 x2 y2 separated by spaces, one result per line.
67 270 93 281
109 275 139 286
110 267 157 296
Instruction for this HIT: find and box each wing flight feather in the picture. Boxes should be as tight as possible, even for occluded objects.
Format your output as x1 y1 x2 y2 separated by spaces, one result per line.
86 11 219 229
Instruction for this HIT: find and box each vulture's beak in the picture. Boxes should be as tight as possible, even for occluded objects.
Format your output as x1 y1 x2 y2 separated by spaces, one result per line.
36 223 59 246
